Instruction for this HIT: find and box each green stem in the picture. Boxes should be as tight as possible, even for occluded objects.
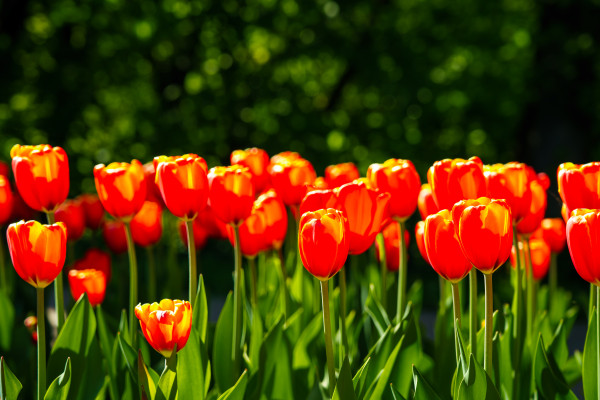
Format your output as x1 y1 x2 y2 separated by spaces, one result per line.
249 257 257 307
46 211 64 333
340 267 349 361
469 268 477 358
37 287 46 400
512 225 523 391
591 284 597 326
525 239 534 343
0 234 7 294
451 282 462 366
549 252 557 301
596 285 599 400
146 247 156 301
124 222 138 346
439 276 447 314
484 273 493 374
321 280 336 397
232 224 243 378
185 220 198 306
277 248 290 319
376 233 388 311
396 219 407 323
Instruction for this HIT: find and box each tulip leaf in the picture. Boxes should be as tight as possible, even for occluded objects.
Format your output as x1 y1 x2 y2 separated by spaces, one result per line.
292 312 322 370
155 348 177 400
412 365 442 400
217 369 248 400
118 332 139 384
366 334 404 400
333 356 357 400
533 335 578 400
213 291 236 394
178 329 211 400
457 353 500 400
138 350 156 400
0 289 15 350
118 309 130 346
352 357 371 400
583 307 598 400
365 284 391 336
44 358 71 400
193 274 208 343
0 356 22 400
96 305 119 400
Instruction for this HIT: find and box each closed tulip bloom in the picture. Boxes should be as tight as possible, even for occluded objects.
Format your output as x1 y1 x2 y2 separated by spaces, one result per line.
300 189 336 216
102 220 127 254
227 208 268 258
566 209 600 285
55 199 86 242
7 220 67 288
484 163 532 223
197 206 229 239
131 201 163 247
135 299 192 358
427 157 486 211
452 197 513 274
71 248 112 282
154 154 208 220
311 177 329 191
516 179 547 235
77 194 105 230
532 218 566 253
558 162 600 219
424 210 472 282
510 239 551 280
537 172 550 191
68 269 107 306
268 151 302 169
231 148 270 193
375 221 411 271
269 157 317 206
367 159 421 220
325 162 360 188
414 221 429 264
143 162 165 206
0 175 14 226
255 189 288 250
417 184 439 220
178 219 209 250
299 208 349 281
335 181 391 255
11 144 69 213
208 166 254 225
94 160 146 221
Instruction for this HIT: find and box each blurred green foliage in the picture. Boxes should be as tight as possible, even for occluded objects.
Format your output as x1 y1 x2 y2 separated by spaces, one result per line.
0 0 599 192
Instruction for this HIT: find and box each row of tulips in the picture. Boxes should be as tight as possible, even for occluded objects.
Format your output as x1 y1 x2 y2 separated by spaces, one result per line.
0 144 598 399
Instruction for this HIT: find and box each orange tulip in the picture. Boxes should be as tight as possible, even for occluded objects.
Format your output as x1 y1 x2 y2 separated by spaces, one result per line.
424 210 472 282
71 248 112 282
335 181 390 255
427 157 486 211
537 172 550 191
178 219 209 250
557 162 600 219
414 220 429 264
130 201 163 247
255 189 288 250
269 156 316 206
102 220 127 254
484 162 532 223
531 218 566 253
325 162 360 188
55 199 86 242
310 177 329 191
10 144 69 213
77 194 105 230
375 221 412 271
299 208 349 281
231 148 270 193
510 239 551 280
300 189 336 216
516 178 547 235
143 162 165 206
68 269 107 306
452 197 513 274
135 299 192 358
367 159 421 220
207 166 254 225
0 175 14 226
154 154 208 220
94 160 146 221
417 184 439 220
268 151 302 168
566 209 600 285
6 220 67 288
227 208 268 258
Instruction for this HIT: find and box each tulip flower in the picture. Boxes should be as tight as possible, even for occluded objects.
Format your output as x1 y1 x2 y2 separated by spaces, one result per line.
269 151 302 167
208 165 254 225
55 199 86 242
135 299 192 359
532 218 566 303
102 220 128 254
484 162 532 223
178 219 209 250
68 269 107 307
566 209 600 286
558 162 600 219
24 316 38 343
511 239 551 281
427 157 486 211
376 221 412 272
516 179 547 235
94 160 147 221
197 206 229 240
143 161 165 206
131 201 163 247
324 162 360 188
417 184 439 220
255 189 288 251
414 221 429 265
77 194 105 230
311 176 329 190
10 144 69 213
269 156 316 207
299 208 348 394
300 189 336 216
231 147 270 193
6 219 67 400
0 175 13 226
452 197 512 374
71 248 112 282
537 172 550 191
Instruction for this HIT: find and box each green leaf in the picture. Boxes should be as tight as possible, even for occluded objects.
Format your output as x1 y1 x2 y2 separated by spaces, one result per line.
583 307 598 400
457 354 500 400
178 329 210 400
333 356 357 400
352 357 371 400
213 292 236 393
119 309 130 346
194 275 209 343
217 369 248 400
156 349 177 400
533 335 578 400
44 358 71 400
365 284 391 336
389 383 406 400
0 289 15 350
292 312 322 370
0 356 22 400
138 350 156 400
118 332 139 383
367 334 404 400
247 311 263 373
96 306 119 400
412 365 442 400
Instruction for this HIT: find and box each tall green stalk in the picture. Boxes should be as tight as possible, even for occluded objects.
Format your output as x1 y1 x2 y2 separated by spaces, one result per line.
376 233 388 311
0 237 7 295
124 222 138 346
320 280 336 397
277 248 290 319
249 257 257 307
469 269 477 357
395 219 407 323
512 225 523 391
549 252 557 311
339 267 349 361
46 211 64 332
525 239 535 343
146 247 156 301
185 219 198 306
232 224 243 378
451 282 462 366
484 273 493 374
36 287 46 400
590 284 597 326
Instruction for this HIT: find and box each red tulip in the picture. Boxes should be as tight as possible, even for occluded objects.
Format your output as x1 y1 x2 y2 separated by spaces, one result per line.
484 162 532 223
417 184 439 220
77 194 105 230
566 209 600 285
231 148 270 193
531 218 566 253
0 175 14 226
300 189 336 216
197 206 229 239
414 221 429 264
130 201 163 247
367 159 421 220
143 162 165 206
68 269 107 306
557 162 600 219
325 162 360 188
516 179 547 235
102 220 127 254
94 160 146 221
10 144 69 213
55 199 86 242
510 239 551 280
6 220 67 288
375 221 412 271
227 208 268 258
269 156 317 206
255 189 288 250
310 177 329 191
427 157 486 211
178 219 209 250
207 166 254 225
71 248 111 282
